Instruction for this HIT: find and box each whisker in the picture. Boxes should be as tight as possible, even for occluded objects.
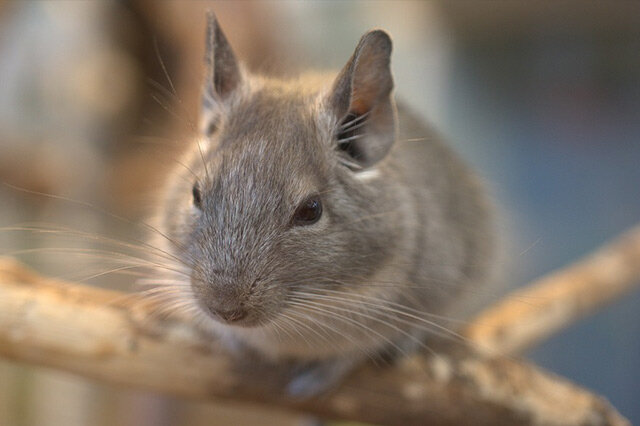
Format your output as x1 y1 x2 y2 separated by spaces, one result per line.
196 138 211 182
283 309 380 362
3 183 192 258
290 297 441 359
339 111 371 130
293 290 470 347
153 37 178 97
307 287 467 324
337 133 367 144
287 299 408 357
2 247 189 277
1 224 192 267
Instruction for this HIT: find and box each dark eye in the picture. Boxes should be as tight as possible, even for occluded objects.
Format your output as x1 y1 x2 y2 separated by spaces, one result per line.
293 196 322 226
192 182 202 208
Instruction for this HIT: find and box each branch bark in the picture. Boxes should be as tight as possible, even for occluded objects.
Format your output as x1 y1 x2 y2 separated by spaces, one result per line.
2 224 640 425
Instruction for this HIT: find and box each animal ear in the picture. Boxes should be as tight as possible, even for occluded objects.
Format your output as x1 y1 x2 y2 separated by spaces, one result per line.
200 12 242 135
329 30 396 168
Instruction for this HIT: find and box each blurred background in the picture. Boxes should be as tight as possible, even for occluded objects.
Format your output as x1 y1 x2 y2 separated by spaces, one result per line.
0 1 639 425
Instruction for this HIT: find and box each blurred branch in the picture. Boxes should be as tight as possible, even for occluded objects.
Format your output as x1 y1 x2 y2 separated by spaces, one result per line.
0 145 65 196
465 225 640 355
2 225 640 425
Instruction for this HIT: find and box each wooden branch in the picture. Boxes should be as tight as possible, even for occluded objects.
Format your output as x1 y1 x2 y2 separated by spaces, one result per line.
465 226 640 355
2 221 638 426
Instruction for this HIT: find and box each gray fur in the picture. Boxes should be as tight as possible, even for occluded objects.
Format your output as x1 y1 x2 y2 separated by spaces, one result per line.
152 15 494 393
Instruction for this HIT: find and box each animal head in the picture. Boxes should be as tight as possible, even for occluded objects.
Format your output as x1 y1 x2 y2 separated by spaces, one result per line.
157 14 404 333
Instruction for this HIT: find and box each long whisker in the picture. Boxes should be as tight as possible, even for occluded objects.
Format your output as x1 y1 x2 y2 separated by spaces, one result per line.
339 111 371 130
311 287 468 324
293 290 470 346
0 224 192 267
153 38 178 97
3 183 191 258
287 299 408 357
2 247 189 277
290 308 382 363
290 297 441 359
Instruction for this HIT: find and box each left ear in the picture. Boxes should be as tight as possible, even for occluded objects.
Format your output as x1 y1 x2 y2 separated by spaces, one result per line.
329 29 396 168
200 12 242 135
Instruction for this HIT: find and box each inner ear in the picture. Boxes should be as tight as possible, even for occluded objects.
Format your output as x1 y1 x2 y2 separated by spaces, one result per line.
336 112 369 166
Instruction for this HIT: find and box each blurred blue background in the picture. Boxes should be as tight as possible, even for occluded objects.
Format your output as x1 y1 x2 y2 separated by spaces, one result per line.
441 7 640 420
0 1 638 425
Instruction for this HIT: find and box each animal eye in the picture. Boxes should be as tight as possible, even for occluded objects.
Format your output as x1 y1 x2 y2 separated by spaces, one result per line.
293 196 322 226
192 182 202 208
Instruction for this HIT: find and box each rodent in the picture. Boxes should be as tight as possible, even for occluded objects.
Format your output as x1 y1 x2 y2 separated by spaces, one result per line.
152 13 494 396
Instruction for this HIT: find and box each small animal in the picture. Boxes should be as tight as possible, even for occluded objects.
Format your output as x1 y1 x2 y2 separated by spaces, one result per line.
152 13 494 396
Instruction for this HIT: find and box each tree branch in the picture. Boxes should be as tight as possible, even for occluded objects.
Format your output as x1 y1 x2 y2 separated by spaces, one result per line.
465 226 640 355
2 224 640 425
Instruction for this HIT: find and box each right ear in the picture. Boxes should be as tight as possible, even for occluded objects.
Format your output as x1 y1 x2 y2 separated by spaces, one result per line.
328 29 396 169
200 12 242 136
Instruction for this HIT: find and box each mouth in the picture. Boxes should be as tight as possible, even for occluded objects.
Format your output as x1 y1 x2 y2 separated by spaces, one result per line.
211 308 247 323
197 301 265 328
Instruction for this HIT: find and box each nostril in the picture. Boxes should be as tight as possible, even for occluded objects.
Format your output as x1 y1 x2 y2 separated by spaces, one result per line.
214 308 247 322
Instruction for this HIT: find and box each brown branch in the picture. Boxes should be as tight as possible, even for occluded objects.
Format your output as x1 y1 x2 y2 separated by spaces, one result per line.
465 226 640 355
1 222 637 426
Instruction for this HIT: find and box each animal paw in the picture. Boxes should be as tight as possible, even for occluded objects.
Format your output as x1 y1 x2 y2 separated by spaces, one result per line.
286 358 356 398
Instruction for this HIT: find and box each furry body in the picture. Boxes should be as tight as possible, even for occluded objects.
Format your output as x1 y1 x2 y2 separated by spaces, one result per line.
153 15 493 393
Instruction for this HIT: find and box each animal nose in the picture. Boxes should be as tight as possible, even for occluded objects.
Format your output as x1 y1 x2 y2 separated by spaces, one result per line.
212 307 247 322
